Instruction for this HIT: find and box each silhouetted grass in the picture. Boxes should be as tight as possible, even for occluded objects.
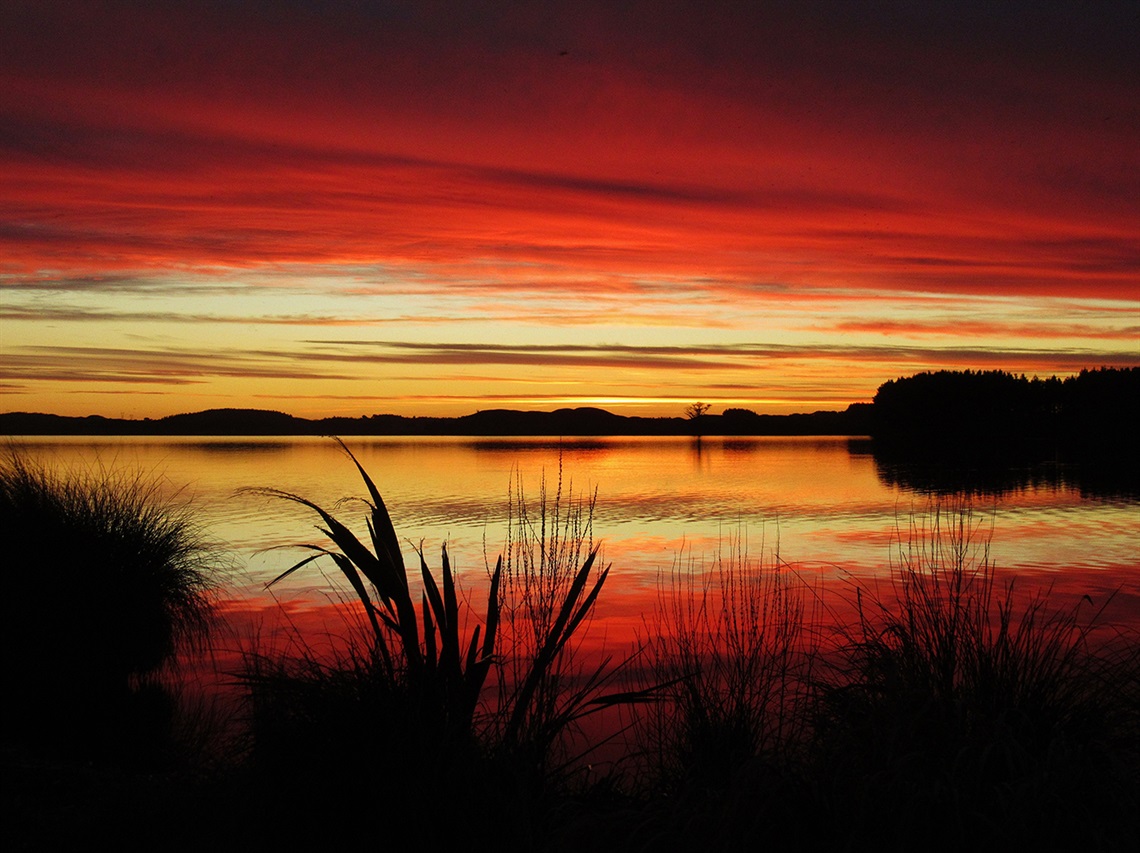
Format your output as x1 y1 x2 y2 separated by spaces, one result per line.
811 504 1140 850
0 448 222 766
621 533 822 848
638 533 813 788
235 463 1138 849
16 437 1131 850
488 466 634 783
237 441 621 844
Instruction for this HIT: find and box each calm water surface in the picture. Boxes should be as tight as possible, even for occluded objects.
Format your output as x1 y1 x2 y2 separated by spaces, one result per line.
11 436 1140 643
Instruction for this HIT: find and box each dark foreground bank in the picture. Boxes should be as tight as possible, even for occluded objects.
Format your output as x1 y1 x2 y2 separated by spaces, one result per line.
4 441 1139 853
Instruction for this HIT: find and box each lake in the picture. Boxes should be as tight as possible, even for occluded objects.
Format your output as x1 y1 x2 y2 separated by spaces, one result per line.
8 435 1140 653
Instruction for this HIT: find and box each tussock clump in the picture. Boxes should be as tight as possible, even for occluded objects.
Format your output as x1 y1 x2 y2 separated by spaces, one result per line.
0 448 221 764
639 533 813 788
813 503 1139 850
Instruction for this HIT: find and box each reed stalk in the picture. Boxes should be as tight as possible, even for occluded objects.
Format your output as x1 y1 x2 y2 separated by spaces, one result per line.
488 464 623 774
814 500 1137 849
639 529 813 792
244 440 620 787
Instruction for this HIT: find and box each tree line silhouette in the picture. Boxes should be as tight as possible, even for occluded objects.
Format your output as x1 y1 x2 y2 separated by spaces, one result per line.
869 367 1138 460
0 368 1132 456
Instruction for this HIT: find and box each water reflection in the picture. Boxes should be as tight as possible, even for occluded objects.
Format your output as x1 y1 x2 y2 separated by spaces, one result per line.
8 436 1137 635
184 440 294 454
467 438 614 453
870 444 1140 500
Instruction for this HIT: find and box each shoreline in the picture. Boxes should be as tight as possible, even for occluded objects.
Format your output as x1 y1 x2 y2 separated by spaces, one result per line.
0 405 871 437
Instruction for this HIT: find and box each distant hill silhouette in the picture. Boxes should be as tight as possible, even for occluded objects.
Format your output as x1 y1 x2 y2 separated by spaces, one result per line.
157 408 304 433
2 369 1132 453
0 404 870 437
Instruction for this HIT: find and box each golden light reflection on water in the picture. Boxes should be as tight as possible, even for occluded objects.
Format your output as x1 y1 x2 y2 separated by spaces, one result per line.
9 436 1139 653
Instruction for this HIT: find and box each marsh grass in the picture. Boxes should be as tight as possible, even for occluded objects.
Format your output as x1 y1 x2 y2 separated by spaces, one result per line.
7 439 1136 850
0 448 221 765
616 529 822 848
241 473 1138 848
239 624 562 847
239 440 620 840
487 466 628 779
813 503 1140 849
639 532 813 788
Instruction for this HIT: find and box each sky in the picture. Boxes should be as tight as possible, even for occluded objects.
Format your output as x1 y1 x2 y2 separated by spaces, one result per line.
2 0 1137 419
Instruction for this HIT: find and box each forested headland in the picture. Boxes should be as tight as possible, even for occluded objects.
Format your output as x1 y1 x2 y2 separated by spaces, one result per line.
869 367 1138 456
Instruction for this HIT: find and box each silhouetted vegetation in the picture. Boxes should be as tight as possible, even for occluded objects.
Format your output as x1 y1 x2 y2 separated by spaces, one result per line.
870 367 1139 457
812 507 1139 850
5 447 1137 850
866 368 1140 498
3 369 1134 452
231 462 1136 849
0 449 222 766
684 402 712 439
0 403 873 436
635 535 816 838
236 443 630 846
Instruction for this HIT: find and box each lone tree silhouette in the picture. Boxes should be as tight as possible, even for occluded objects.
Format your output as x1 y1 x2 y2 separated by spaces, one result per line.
685 402 712 421
685 402 712 439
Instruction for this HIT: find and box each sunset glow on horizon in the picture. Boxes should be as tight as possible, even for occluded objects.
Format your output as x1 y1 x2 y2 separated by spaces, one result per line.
2 1 1137 420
